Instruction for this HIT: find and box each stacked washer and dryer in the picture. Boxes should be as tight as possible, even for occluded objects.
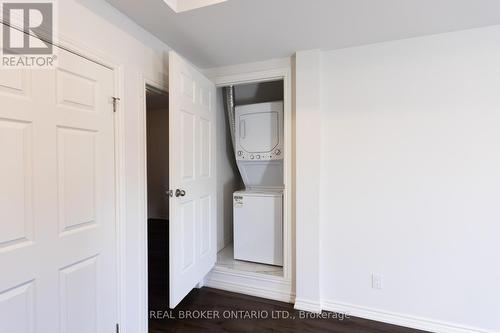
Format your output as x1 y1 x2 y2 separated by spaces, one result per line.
232 101 284 266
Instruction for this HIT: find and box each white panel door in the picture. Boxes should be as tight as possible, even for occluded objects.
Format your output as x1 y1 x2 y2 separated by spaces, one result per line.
169 51 216 308
0 46 117 332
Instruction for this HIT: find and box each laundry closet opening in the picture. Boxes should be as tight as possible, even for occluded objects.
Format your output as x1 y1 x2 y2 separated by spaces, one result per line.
216 79 285 277
145 86 170 312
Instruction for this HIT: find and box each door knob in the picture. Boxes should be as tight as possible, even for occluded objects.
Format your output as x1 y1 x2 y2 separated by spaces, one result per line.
175 189 186 197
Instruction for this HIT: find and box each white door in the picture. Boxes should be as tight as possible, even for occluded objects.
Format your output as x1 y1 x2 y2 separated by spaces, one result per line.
169 51 217 307
0 46 117 332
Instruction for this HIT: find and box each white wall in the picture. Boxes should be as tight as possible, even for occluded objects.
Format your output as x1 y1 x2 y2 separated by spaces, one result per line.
318 26 500 332
293 50 323 312
58 1 170 333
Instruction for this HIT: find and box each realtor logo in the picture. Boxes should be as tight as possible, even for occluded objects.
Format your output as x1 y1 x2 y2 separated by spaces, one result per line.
1 1 56 67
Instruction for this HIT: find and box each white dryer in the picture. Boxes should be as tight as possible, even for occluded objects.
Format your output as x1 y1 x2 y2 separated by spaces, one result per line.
234 101 284 189
233 101 284 266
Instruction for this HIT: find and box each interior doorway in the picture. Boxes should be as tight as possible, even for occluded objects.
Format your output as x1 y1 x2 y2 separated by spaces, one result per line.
145 86 170 315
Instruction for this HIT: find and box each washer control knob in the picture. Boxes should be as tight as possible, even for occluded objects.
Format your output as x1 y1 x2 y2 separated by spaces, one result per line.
250 155 254 160
238 150 243 156
275 149 281 156
256 155 261 159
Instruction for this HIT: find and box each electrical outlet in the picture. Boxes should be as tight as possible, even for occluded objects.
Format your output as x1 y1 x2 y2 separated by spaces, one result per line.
371 273 383 290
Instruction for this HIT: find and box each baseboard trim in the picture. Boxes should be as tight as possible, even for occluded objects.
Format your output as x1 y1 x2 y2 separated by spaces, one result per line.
204 268 294 303
321 300 495 333
294 298 322 313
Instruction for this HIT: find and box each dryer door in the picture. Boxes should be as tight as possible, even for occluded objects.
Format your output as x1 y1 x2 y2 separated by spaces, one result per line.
238 111 279 153
235 101 283 161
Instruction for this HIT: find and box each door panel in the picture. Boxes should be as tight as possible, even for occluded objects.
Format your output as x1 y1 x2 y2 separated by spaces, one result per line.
199 118 211 178
181 201 196 270
199 195 211 256
0 280 35 333
0 70 29 96
57 127 97 233
0 119 33 250
180 110 195 181
0 44 117 332
169 51 217 307
59 256 98 333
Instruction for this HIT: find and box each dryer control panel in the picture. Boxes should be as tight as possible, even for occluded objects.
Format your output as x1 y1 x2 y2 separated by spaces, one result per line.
236 148 283 161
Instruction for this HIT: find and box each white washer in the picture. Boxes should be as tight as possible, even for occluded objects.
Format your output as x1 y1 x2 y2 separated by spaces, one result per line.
233 101 284 266
233 190 283 266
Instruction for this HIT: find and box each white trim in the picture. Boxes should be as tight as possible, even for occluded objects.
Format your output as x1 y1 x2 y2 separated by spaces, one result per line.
212 265 288 283
213 68 288 87
294 298 322 313
205 268 294 303
206 66 294 296
137 74 169 333
203 57 291 79
321 300 496 333
113 67 127 333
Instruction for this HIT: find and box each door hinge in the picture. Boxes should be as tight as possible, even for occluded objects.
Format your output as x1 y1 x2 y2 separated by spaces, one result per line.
115 323 119 333
112 97 120 113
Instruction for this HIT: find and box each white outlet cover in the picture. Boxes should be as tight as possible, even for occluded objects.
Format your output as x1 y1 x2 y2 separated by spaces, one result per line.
371 274 383 290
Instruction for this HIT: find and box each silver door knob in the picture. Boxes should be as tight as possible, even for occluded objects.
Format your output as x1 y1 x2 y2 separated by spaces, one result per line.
175 189 186 197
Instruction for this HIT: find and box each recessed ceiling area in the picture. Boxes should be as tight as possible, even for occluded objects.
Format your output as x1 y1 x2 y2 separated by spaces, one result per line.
106 0 500 69
163 0 227 13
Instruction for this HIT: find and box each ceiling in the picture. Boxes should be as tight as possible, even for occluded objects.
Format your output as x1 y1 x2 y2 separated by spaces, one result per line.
106 0 500 69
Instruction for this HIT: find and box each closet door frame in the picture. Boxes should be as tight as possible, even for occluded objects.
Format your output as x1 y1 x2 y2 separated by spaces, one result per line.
205 67 294 301
137 75 169 333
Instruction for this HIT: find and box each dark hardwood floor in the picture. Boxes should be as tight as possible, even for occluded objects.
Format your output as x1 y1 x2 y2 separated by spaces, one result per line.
148 219 169 310
148 218 427 332
149 287 428 333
